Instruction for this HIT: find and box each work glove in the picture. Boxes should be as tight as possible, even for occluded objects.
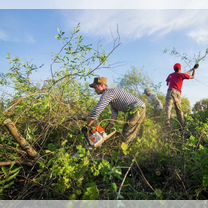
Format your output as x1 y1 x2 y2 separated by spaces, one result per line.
193 63 199 69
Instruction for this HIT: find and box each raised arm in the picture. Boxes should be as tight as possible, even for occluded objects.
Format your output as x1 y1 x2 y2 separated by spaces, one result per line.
186 64 199 79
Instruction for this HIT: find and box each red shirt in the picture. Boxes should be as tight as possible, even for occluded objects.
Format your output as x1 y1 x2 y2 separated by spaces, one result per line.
166 72 190 94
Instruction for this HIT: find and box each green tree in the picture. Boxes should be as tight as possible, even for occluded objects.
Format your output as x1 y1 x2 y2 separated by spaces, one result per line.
117 67 161 96
193 99 208 114
0 25 121 199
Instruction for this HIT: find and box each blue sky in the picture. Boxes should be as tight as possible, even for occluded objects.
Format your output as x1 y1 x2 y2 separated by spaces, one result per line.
0 9 208 106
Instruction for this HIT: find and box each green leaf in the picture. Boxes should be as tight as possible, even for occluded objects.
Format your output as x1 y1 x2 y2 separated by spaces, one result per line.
203 175 208 188
121 142 129 155
1 167 8 177
83 183 99 200
112 182 118 192
155 188 163 200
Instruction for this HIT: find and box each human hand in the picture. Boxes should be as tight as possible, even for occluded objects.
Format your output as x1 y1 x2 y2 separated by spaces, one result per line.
193 63 199 69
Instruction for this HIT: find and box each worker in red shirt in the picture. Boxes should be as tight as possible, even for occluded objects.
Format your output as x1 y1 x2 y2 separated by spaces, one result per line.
166 63 199 128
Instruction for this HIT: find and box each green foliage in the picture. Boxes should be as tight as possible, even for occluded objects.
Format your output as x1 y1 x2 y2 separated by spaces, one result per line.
0 24 121 199
192 99 208 123
36 145 122 199
82 183 99 200
193 98 208 114
0 54 42 96
181 97 192 115
51 23 112 83
117 67 161 96
0 25 208 200
164 47 208 67
0 165 21 199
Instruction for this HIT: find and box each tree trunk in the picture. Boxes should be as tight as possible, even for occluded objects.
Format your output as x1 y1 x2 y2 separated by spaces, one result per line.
4 119 38 158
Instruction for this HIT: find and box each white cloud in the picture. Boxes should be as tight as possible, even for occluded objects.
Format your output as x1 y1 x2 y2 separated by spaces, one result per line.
0 30 36 43
0 0 208 9
63 10 208 43
13 34 36 43
188 29 208 44
0 30 9 41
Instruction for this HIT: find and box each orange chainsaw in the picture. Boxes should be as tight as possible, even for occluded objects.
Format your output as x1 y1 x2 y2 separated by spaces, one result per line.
82 125 116 148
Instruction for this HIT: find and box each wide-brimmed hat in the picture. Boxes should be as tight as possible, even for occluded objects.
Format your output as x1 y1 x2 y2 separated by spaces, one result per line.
89 77 108 88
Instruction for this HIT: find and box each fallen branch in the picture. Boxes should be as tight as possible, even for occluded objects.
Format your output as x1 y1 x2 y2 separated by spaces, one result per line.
4 119 38 158
134 158 155 192
0 144 27 156
117 158 135 199
3 98 23 116
0 161 34 167
175 169 188 195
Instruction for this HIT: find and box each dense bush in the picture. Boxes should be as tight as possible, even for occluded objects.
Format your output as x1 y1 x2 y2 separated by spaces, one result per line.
0 26 208 200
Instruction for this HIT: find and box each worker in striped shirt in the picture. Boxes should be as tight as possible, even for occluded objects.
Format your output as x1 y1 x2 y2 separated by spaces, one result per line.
87 77 146 144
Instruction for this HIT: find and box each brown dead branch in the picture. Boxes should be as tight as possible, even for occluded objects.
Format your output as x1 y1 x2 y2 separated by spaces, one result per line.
3 119 38 159
3 98 23 116
0 160 33 167
117 158 135 199
0 144 27 157
134 157 155 192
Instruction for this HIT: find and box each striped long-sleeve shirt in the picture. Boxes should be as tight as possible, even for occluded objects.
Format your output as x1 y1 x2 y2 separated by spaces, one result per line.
90 88 145 120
